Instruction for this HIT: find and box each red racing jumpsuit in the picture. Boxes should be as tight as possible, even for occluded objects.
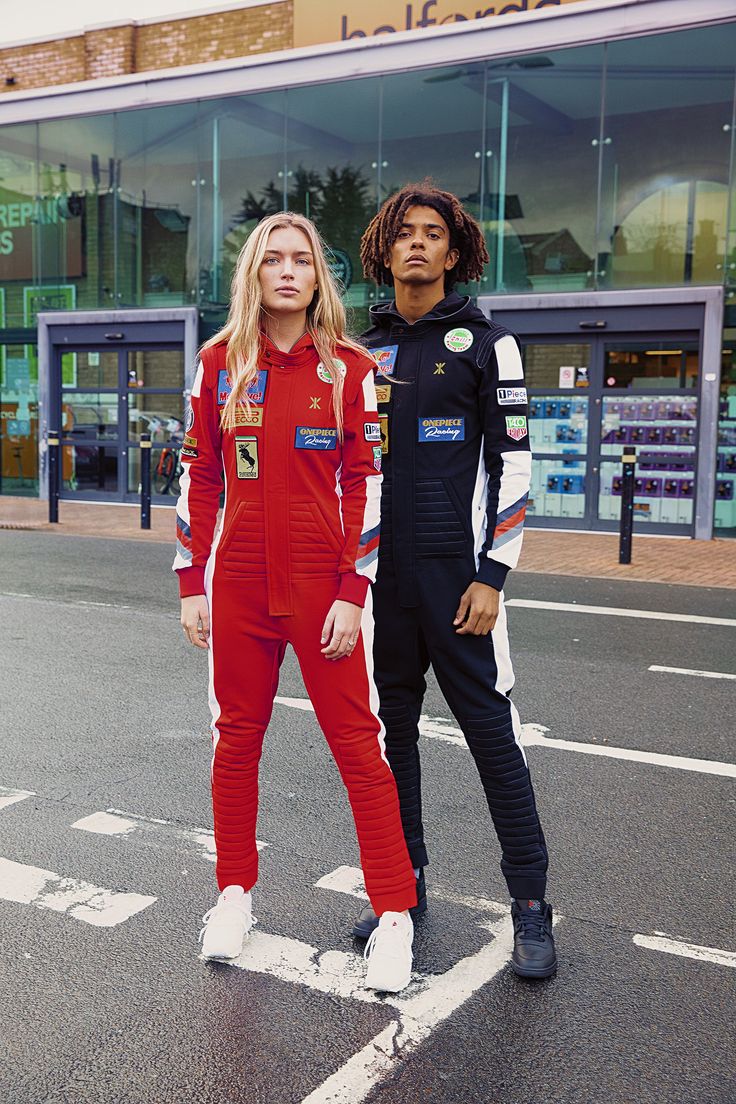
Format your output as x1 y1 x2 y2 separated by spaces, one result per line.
173 334 417 916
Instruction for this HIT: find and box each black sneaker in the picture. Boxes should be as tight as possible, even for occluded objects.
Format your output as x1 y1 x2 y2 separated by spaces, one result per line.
352 870 427 939
511 898 557 978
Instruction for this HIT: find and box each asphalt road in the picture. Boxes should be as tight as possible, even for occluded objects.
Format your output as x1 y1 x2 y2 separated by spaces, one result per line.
0 532 734 1104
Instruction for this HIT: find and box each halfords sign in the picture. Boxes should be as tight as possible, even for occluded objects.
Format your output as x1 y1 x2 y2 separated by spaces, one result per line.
294 0 593 47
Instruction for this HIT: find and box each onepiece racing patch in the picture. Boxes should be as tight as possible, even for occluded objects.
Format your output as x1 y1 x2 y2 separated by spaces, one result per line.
235 436 259 479
295 426 338 451
371 345 398 377
443 327 473 353
364 422 381 443
418 417 465 442
497 387 527 406
505 415 528 441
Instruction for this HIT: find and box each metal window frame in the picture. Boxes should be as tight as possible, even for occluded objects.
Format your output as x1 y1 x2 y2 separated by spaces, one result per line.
478 285 725 540
0 0 733 124
37 307 199 500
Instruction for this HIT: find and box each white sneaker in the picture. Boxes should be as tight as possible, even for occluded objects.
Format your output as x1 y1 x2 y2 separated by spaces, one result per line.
199 885 255 960
364 911 413 992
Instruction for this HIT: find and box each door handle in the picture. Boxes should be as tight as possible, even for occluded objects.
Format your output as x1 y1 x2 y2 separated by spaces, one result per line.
105 332 124 340
579 320 606 329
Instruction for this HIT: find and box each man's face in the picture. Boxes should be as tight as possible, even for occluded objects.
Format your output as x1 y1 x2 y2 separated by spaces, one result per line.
386 205 459 288
258 225 317 315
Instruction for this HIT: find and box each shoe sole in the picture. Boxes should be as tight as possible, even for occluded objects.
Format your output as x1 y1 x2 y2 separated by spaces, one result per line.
364 969 412 993
352 897 428 940
511 957 558 979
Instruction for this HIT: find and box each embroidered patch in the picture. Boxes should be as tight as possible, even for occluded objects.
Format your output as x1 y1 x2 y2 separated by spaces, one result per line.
217 370 232 406
364 422 381 443
317 362 333 384
418 417 465 442
334 358 347 378
180 446 198 460
218 369 268 406
295 426 338 451
235 436 259 479
444 327 473 353
379 413 389 454
371 345 398 377
434 362 446 375
372 445 382 472
375 383 392 404
497 387 528 406
183 434 197 449
310 396 321 410
184 404 194 432
505 415 528 441
233 407 263 427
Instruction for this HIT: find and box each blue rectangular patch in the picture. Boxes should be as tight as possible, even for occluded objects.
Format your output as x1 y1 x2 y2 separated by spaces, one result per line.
217 369 268 406
371 345 398 377
418 417 465 442
295 426 338 451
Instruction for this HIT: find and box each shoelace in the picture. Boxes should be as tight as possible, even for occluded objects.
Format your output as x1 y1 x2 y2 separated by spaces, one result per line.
198 901 256 944
515 908 548 944
363 928 380 962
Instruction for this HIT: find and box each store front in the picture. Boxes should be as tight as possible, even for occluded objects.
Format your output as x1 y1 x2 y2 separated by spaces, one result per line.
481 288 724 538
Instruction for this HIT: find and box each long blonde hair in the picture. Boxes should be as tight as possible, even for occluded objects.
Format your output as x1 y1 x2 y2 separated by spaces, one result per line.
202 212 369 438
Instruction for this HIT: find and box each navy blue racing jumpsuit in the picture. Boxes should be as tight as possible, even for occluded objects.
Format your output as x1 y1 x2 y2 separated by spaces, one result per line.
363 291 549 900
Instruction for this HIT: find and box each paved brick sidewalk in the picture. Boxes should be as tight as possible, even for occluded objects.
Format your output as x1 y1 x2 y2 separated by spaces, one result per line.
1 495 734 589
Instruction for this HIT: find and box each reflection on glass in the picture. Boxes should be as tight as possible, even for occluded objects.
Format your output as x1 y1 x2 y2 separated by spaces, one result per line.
523 343 591 389
68 351 118 390
528 393 588 454
128 393 185 443
604 343 698 389
61 444 118 493
528 457 586 520
62 392 118 440
599 394 697 525
126 349 184 390
0 342 39 494
715 330 736 535
128 445 181 497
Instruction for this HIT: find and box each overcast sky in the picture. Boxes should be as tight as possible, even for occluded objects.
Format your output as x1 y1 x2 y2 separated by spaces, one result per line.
2 0 234 44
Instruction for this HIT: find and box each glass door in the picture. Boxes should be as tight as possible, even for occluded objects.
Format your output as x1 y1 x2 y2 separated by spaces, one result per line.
124 347 185 501
60 349 121 496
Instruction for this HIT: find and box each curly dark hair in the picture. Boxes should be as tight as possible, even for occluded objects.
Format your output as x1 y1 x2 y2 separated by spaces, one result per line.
360 179 489 288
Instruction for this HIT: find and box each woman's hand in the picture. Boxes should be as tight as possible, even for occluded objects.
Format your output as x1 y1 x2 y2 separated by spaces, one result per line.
321 599 362 661
181 594 210 649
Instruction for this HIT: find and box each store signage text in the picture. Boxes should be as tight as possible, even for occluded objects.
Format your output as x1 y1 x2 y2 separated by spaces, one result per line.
0 198 71 256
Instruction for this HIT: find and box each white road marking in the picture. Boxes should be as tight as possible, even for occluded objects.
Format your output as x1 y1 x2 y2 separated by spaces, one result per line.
315 865 508 917
72 808 267 861
0 787 35 811
634 932 736 969
648 665 736 681
0 856 156 928
505 599 736 627
275 697 736 779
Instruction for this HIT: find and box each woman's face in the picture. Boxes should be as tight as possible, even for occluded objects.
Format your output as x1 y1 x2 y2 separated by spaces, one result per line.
259 225 317 317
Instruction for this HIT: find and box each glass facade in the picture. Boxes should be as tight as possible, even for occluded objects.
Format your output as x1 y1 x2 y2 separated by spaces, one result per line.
0 21 734 526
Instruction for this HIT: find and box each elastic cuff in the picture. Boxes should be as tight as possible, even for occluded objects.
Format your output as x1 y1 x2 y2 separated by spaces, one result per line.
177 565 206 598
337 572 370 608
475 557 510 591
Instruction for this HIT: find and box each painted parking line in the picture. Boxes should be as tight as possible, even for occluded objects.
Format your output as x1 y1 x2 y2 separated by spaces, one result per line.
0 855 156 928
505 599 736 627
274 698 736 779
315 864 508 917
648 665 736 681
71 808 267 861
0 787 35 811
633 932 736 969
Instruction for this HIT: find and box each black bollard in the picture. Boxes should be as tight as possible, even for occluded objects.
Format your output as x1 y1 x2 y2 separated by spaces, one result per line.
618 448 636 564
140 432 152 530
47 430 60 523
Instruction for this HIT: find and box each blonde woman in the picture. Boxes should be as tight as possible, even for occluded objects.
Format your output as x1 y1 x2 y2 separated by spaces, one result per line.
173 213 416 992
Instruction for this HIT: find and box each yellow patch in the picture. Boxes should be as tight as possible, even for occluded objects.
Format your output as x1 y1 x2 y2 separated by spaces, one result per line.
375 383 392 404
183 434 197 448
434 363 446 375
233 407 263 427
309 396 321 410
379 413 389 455
235 436 259 479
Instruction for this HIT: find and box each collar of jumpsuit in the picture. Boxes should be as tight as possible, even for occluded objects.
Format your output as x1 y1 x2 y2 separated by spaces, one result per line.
259 329 316 368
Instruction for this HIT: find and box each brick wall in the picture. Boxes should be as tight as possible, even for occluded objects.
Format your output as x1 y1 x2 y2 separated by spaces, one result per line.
0 2 292 95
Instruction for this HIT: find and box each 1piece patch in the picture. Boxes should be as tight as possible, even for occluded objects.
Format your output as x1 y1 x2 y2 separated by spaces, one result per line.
375 383 392 404
364 422 382 443
497 387 527 406
295 426 338 451
372 445 382 472
235 435 259 479
418 417 465 442
444 327 474 353
183 434 197 449
234 407 263 427
505 415 528 441
379 413 389 454
371 345 398 377
184 404 194 432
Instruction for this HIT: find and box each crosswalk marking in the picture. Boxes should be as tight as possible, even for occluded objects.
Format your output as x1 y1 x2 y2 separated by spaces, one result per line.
0 786 35 811
633 932 736 968
0 856 156 928
648 664 736 681
71 808 267 861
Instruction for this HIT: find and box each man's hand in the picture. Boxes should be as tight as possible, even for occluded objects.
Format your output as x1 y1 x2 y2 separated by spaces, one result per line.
453 582 500 636
321 599 362 660
181 594 210 649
